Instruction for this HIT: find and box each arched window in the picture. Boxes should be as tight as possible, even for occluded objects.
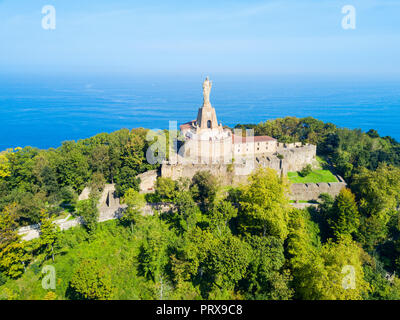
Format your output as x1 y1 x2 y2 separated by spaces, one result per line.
207 120 212 128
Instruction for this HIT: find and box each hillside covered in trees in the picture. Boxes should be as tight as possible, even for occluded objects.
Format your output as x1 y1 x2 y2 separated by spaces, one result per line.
1 117 400 300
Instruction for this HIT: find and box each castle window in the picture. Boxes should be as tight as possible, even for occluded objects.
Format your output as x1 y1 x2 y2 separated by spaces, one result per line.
207 120 212 128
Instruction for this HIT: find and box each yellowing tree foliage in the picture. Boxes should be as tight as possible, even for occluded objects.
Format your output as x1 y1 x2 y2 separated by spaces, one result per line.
0 151 11 179
0 204 30 278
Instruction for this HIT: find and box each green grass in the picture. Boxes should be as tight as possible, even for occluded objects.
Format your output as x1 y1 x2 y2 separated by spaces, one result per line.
289 200 319 204
287 169 338 184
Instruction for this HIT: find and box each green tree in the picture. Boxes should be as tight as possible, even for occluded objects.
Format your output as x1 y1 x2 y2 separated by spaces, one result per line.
121 188 146 232
294 237 369 300
39 209 59 262
55 144 90 192
155 177 176 202
366 129 379 139
89 145 110 175
316 193 335 241
0 204 29 278
58 186 78 211
7 147 38 192
0 243 29 279
0 151 11 179
287 211 369 300
76 197 99 234
352 164 400 249
190 171 218 213
89 171 106 196
137 217 172 299
239 167 291 239
69 259 114 300
39 165 58 195
329 188 360 239
210 201 238 236
115 166 140 197
204 234 251 293
241 236 293 300
363 255 400 300
175 191 201 231
286 209 320 278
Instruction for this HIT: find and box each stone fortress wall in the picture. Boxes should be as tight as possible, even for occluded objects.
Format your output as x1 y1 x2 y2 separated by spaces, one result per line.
253 143 318 175
161 162 248 185
290 175 347 201
159 143 346 202
161 143 318 181
160 158 346 202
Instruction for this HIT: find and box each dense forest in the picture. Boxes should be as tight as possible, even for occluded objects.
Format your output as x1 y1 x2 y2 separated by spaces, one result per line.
1 117 400 300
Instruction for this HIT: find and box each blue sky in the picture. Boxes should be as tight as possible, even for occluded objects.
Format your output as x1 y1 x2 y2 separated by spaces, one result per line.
1 0 400 76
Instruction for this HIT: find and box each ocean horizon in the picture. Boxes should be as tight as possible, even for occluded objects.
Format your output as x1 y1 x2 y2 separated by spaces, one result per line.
1 73 400 151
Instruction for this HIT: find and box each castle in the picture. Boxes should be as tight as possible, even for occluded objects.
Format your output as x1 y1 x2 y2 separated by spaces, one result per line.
139 77 318 191
177 76 278 163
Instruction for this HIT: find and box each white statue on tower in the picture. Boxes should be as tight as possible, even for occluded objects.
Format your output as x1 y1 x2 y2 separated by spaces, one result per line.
202 76 212 107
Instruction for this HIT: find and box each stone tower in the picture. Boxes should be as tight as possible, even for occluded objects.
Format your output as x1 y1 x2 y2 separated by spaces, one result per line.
195 77 222 134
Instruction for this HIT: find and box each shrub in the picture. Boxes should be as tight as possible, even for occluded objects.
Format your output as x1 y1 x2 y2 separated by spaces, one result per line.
190 171 218 212
76 197 99 233
299 165 312 177
155 177 176 202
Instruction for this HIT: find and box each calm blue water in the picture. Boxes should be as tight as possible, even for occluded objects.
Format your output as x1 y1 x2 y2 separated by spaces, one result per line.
1 74 400 151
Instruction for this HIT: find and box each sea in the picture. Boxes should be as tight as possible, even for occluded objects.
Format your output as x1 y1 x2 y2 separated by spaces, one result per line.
1 73 400 151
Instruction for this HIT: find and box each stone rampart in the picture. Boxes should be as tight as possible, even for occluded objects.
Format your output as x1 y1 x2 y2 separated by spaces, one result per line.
160 144 317 185
277 144 318 174
289 176 347 201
